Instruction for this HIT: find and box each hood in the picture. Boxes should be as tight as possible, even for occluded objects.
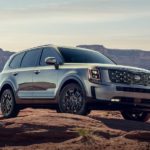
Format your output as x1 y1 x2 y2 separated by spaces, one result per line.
63 63 150 73
96 64 150 73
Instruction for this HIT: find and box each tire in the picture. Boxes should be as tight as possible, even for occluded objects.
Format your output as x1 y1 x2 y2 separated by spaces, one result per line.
58 83 89 115
121 111 150 122
0 89 20 118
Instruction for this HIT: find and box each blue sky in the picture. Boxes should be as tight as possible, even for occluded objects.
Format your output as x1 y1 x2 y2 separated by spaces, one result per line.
0 0 150 51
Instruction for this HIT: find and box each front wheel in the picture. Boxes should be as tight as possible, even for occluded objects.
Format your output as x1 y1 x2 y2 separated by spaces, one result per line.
58 83 89 115
0 89 20 118
121 111 149 122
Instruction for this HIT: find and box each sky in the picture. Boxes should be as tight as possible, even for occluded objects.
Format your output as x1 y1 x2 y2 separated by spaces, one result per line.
0 0 150 51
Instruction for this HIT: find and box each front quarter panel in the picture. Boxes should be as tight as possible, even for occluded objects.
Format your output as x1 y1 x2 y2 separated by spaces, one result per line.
56 64 94 99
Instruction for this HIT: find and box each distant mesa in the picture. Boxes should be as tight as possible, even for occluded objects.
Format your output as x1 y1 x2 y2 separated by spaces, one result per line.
77 45 150 70
0 45 150 72
0 48 14 71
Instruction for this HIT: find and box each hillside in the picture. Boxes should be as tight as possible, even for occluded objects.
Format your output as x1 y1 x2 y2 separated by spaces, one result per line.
77 45 150 70
0 48 14 71
0 109 149 149
0 45 150 71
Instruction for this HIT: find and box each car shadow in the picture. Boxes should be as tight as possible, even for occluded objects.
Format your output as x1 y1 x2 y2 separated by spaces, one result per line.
0 123 78 147
90 116 150 132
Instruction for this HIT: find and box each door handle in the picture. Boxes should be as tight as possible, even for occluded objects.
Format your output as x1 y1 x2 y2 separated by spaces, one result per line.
34 70 40 75
13 72 18 76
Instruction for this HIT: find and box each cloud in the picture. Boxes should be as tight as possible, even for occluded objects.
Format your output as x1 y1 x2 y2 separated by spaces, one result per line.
0 0 149 27
0 0 150 51
0 0 150 15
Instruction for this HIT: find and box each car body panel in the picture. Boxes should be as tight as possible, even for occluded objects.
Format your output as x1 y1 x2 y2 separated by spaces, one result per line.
0 45 150 112
32 66 58 99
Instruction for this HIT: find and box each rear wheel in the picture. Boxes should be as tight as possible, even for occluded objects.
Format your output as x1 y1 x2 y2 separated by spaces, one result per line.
58 83 90 115
0 89 20 118
121 111 149 122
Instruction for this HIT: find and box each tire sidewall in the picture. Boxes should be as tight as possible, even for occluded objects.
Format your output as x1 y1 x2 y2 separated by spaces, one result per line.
121 111 149 122
0 89 16 118
58 83 87 115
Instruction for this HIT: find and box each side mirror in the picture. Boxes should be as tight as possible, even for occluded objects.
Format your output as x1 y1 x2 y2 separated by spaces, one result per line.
45 57 59 69
45 57 57 65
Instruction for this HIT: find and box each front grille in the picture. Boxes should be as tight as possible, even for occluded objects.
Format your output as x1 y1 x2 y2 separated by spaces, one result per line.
109 69 150 86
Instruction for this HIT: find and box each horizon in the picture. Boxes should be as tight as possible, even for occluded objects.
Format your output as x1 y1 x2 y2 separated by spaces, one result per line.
1 44 150 53
0 0 150 51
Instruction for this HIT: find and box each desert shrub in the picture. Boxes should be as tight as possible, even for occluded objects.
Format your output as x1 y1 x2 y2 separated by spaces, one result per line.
75 128 93 137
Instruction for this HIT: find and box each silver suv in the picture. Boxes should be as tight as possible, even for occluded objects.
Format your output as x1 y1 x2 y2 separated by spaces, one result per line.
0 45 150 121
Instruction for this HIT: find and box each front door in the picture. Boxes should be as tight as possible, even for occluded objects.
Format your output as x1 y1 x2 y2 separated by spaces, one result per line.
32 47 62 99
32 66 58 99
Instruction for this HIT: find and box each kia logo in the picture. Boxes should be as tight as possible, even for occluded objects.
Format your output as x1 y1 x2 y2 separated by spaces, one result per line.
134 75 141 81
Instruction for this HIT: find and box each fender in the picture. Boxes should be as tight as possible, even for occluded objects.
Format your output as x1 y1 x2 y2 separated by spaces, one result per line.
0 80 16 92
0 80 17 100
56 74 87 101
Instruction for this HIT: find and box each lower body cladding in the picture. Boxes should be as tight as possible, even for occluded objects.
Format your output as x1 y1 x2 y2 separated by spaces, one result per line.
87 84 150 112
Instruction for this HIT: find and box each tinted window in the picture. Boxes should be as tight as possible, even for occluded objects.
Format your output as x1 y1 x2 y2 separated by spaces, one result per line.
40 47 62 66
9 52 25 69
59 47 114 64
21 49 42 68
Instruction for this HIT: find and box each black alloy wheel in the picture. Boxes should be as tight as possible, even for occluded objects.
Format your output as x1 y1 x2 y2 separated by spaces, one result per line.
0 89 20 118
58 83 90 115
121 111 149 122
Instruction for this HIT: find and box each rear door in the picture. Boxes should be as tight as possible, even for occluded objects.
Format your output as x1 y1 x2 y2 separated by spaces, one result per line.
16 48 42 99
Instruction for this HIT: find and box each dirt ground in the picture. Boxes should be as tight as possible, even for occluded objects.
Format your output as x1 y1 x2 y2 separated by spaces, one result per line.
0 109 150 150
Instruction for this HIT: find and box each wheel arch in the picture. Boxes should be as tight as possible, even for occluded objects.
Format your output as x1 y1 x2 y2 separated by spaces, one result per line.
0 81 16 99
56 76 87 101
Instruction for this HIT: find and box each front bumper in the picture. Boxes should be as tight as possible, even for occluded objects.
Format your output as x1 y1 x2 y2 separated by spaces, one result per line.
88 83 150 112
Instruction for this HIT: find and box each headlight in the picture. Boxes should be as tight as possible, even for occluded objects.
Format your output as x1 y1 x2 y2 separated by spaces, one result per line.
88 68 100 84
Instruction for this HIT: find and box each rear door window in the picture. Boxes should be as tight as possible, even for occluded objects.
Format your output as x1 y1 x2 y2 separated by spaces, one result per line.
21 49 42 68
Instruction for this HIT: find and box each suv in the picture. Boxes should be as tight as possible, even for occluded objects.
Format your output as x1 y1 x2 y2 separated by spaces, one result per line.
0 45 150 122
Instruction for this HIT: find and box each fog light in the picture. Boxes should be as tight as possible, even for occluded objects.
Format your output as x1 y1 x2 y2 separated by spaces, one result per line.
111 99 120 102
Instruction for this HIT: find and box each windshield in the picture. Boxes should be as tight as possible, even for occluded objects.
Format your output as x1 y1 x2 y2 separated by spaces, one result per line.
58 47 115 64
